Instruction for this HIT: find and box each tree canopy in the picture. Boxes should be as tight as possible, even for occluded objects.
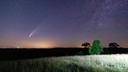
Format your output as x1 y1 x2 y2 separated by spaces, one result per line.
89 40 103 55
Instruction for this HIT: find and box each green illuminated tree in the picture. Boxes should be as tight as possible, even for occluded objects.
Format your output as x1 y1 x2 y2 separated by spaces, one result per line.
89 40 103 55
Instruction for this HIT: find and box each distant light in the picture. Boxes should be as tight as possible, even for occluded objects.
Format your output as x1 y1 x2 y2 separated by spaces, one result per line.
16 46 20 48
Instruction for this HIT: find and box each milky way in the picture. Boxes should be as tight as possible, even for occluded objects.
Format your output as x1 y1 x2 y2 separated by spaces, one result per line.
0 0 128 48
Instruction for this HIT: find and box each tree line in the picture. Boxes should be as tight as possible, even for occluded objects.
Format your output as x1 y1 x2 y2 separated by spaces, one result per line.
82 41 120 48
81 40 120 55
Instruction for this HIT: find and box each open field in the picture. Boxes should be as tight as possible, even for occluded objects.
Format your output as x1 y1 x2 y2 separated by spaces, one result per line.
0 54 128 72
0 48 128 72
0 48 128 60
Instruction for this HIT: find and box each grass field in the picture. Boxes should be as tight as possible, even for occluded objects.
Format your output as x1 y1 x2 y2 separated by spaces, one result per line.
0 54 128 72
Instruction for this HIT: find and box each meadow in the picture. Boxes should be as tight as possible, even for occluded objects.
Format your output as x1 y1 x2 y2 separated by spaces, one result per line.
0 54 128 72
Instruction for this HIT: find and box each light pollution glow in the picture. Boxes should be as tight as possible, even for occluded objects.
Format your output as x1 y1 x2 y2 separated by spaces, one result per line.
0 38 128 48
0 38 81 48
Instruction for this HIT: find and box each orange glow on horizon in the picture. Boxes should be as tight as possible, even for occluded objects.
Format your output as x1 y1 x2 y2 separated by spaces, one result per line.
22 41 56 48
0 38 128 48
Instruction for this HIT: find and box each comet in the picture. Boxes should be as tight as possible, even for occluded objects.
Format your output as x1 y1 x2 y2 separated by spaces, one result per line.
29 27 40 38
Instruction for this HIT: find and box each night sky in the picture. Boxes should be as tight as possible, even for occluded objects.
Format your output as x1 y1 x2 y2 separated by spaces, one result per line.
0 0 128 48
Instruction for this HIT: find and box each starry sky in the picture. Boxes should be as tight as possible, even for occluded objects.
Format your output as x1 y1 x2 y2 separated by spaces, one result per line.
0 0 128 48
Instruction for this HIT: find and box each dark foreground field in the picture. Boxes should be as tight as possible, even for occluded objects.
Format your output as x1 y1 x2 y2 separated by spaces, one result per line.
0 48 128 60
1 54 128 72
0 48 128 72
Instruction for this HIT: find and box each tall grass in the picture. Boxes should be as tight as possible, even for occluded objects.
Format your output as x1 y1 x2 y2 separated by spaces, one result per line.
0 54 128 72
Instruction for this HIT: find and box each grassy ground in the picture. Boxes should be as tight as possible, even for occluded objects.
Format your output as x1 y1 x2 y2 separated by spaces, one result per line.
0 54 128 72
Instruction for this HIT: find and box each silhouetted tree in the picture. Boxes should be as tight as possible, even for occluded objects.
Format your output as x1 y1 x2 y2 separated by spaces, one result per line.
89 40 103 55
109 42 120 48
82 42 91 48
